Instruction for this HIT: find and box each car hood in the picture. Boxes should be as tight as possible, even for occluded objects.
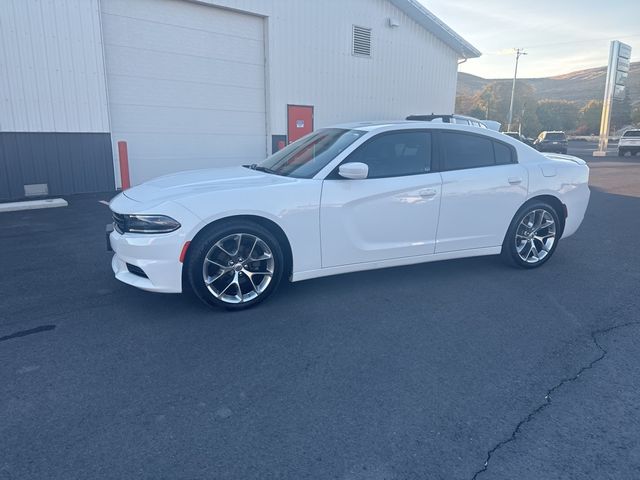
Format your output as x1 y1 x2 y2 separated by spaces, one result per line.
122 166 297 204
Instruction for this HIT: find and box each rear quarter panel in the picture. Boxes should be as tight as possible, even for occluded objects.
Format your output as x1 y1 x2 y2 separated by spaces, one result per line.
525 156 590 238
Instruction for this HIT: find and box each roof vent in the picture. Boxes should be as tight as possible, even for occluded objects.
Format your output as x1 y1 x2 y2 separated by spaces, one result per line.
352 25 372 57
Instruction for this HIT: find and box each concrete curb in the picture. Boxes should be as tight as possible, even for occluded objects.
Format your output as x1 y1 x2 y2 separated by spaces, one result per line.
0 198 68 213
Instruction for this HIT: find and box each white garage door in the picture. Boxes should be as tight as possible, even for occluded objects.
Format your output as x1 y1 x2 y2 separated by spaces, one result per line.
101 0 266 185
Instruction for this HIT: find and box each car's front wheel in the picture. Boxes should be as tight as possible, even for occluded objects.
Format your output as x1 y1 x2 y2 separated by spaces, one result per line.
502 202 561 268
186 220 285 310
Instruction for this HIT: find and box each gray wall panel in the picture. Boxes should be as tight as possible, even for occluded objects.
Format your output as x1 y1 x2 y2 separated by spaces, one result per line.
0 132 115 200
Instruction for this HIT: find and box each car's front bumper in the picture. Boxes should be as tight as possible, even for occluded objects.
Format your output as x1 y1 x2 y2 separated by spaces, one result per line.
109 229 184 293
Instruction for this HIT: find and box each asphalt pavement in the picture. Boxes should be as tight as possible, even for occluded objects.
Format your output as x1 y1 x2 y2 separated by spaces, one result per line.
1 141 639 479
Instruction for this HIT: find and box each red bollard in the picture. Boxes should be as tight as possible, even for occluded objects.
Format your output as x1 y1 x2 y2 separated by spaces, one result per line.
117 141 131 190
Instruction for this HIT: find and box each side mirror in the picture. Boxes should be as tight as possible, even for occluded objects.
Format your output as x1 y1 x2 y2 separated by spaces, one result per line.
338 162 369 180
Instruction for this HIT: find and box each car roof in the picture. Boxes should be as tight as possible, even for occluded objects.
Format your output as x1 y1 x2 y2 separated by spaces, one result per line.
405 113 485 122
313 121 552 167
328 121 515 140
332 119 498 131
330 120 420 131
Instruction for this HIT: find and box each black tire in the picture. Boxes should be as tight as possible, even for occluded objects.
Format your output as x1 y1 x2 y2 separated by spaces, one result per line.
501 201 561 269
618 149 625 157
186 220 285 310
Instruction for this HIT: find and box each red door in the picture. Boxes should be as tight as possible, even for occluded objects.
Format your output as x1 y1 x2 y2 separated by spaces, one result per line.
287 105 314 143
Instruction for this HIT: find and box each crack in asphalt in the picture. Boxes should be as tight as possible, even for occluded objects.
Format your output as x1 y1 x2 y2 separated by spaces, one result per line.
471 321 640 480
0 324 56 343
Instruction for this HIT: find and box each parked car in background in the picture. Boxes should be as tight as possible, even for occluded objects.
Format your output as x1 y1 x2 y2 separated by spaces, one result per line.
618 130 640 156
534 131 568 154
503 131 534 147
108 121 590 310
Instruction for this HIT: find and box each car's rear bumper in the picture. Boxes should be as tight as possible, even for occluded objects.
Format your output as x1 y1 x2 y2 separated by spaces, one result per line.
538 144 568 153
561 182 590 239
110 229 184 293
619 146 640 154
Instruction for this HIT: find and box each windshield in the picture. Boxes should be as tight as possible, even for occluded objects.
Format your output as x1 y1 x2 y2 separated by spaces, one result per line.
253 128 365 178
545 132 566 141
623 130 640 137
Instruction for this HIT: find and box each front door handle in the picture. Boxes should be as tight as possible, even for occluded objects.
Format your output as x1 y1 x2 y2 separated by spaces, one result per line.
508 177 522 185
419 188 437 198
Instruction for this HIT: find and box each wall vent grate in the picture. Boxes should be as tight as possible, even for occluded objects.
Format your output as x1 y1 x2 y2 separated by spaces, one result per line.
352 26 372 57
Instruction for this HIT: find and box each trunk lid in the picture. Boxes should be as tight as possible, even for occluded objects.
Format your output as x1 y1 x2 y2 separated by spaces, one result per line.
542 153 586 165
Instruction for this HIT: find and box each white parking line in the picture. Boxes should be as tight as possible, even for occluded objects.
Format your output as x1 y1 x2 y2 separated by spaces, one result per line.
99 200 110 206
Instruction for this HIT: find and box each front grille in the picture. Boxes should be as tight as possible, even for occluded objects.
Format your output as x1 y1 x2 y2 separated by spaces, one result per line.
126 263 148 278
112 212 126 234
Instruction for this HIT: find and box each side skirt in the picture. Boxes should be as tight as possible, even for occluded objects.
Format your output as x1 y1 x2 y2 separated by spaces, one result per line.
291 246 502 282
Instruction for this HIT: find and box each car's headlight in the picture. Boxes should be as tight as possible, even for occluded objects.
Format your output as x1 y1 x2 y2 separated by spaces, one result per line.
113 214 181 234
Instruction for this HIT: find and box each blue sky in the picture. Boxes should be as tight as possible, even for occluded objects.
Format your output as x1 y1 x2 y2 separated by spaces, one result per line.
420 0 639 79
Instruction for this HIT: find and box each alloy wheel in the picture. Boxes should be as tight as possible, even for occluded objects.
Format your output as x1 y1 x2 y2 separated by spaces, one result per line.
202 233 275 304
515 209 557 264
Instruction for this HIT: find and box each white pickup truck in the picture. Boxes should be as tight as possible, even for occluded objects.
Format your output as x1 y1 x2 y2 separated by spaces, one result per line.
618 130 640 157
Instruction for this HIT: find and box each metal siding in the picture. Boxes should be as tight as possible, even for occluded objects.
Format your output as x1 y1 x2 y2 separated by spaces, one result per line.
0 133 115 199
0 0 109 133
101 0 267 185
195 0 459 144
266 0 459 136
0 0 461 196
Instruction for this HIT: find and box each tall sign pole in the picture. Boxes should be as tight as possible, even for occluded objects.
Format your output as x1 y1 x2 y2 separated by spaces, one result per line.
507 48 526 132
594 41 632 156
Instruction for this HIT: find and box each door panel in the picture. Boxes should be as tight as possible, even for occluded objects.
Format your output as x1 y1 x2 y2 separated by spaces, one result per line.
287 105 314 143
436 164 528 253
321 173 442 267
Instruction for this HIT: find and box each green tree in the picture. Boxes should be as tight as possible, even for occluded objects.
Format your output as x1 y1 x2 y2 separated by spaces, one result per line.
536 100 579 132
578 100 603 134
470 81 540 135
455 93 475 115
467 105 487 119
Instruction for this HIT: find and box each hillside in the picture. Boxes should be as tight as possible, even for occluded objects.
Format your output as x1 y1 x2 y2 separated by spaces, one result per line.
458 62 640 106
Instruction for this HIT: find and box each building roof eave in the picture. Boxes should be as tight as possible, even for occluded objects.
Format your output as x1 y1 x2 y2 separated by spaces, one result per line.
388 0 481 59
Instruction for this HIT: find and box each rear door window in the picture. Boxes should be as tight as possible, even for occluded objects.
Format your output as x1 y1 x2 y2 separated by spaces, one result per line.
494 142 514 165
440 132 516 171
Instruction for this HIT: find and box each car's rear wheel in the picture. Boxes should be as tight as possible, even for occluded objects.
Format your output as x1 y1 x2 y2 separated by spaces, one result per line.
186 220 284 310
502 202 560 268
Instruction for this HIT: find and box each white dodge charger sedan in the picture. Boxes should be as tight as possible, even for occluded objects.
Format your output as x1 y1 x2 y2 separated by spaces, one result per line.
108 121 590 310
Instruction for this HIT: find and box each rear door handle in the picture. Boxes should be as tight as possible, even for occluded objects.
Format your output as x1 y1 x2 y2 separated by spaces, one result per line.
508 177 522 185
419 188 437 198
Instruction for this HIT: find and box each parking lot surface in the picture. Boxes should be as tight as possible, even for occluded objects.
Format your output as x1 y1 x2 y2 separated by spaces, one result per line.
1 141 639 479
